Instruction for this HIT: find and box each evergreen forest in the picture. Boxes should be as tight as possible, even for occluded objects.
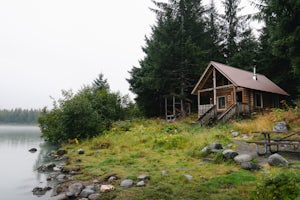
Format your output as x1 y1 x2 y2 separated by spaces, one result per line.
0 108 41 124
128 0 300 117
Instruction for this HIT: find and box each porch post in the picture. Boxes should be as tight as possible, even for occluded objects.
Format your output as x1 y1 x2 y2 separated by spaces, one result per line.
198 90 200 106
213 68 217 105
233 86 237 105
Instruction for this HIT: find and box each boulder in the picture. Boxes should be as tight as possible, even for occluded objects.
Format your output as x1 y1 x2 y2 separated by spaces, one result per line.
231 131 239 137
78 149 85 154
209 142 223 150
100 185 115 192
79 188 95 198
29 148 37 153
222 149 238 159
268 153 289 167
273 121 288 132
137 174 150 180
68 182 84 196
37 163 56 172
120 179 134 187
32 186 51 196
107 176 117 183
241 162 260 171
234 154 252 163
136 181 146 187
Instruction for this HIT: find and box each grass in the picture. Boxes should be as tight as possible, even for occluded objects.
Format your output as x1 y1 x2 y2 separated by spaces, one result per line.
62 109 300 199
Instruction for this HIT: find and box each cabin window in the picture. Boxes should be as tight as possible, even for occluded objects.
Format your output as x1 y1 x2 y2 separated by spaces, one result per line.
218 96 226 109
255 93 263 108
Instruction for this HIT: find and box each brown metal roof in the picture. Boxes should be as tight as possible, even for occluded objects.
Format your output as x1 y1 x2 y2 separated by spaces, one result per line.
192 61 289 96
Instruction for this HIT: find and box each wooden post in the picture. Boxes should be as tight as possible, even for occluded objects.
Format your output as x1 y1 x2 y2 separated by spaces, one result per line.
173 96 176 116
233 87 237 105
198 90 201 118
213 68 217 105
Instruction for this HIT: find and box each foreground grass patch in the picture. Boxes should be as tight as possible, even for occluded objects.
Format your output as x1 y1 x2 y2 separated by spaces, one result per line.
63 111 300 200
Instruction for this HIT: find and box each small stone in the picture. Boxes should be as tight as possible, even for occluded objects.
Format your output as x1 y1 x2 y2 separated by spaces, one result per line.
241 162 260 171
184 174 193 181
120 179 134 187
273 121 288 132
234 154 252 163
29 148 37 153
136 181 146 187
66 192 74 198
222 149 238 159
88 193 101 200
56 174 67 181
78 149 85 154
108 176 117 183
137 174 150 180
92 179 100 184
100 185 115 192
268 153 289 167
78 198 88 200
242 134 248 139
231 131 239 137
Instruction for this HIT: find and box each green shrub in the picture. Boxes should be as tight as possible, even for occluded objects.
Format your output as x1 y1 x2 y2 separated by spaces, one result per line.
253 172 300 200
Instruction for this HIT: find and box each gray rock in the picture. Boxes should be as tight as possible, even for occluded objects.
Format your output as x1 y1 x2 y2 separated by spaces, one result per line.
88 193 102 200
136 181 146 187
241 162 260 171
273 121 288 132
137 174 150 180
37 163 56 172
78 149 85 154
201 146 210 153
78 198 89 200
86 185 96 191
32 186 51 196
184 174 193 181
120 179 134 187
29 148 37 153
222 149 239 159
68 182 84 196
232 131 239 137
80 188 95 198
56 174 67 181
268 153 289 167
66 192 75 198
48 193 68 200
242 134 249 139
209 142 223 150
234 154 252 163
108 176 117 183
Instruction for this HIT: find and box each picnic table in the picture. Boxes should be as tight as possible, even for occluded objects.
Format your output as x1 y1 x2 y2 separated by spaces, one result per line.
247 131 300 155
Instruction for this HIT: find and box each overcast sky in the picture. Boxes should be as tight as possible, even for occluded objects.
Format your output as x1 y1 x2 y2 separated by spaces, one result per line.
0 0 259 109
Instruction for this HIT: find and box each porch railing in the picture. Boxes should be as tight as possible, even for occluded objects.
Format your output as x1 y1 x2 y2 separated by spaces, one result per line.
218 103 237 123
198 104 214 118
198 105 217 126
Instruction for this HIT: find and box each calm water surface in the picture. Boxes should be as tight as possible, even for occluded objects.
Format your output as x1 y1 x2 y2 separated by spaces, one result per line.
0 125 57 200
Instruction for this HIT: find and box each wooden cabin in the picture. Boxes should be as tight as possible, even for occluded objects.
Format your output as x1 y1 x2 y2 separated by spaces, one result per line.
191 61 289 124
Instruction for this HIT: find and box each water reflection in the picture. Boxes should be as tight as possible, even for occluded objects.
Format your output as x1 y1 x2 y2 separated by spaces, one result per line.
0 125 58 200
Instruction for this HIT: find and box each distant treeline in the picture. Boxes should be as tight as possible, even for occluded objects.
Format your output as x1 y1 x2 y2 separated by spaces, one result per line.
0 108 41 124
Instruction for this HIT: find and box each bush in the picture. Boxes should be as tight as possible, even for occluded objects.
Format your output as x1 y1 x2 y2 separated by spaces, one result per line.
253 172 300 200
38 75 128 143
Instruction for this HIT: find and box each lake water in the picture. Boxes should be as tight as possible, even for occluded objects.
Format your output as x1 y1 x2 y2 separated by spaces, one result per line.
0 125 57 200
